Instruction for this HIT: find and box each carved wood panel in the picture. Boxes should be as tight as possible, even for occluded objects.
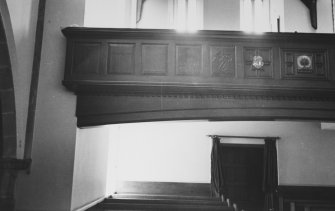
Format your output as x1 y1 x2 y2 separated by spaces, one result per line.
210 46 236 77
244 47 273 79
281 49 328 80
107 43 135 75
72 42 101 75
141 44 168 75
176 45 202 76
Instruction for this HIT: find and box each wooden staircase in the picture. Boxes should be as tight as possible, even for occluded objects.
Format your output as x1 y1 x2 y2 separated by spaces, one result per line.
88 194 234 211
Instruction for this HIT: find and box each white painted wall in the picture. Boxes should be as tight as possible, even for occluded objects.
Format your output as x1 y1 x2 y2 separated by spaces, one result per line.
84 0 134 28
15 0 85 210
203 0 240 31
284 0 333 33
112 122 212 184
84 0 173 29
137 0 171 29
269 0 285 32
6 0 39 158
278 122 335 186
71 126 110 211
108 121 335 192
83 0 335 33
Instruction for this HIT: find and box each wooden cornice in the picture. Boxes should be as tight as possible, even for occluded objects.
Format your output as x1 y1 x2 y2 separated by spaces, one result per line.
63 80 335 102
62 27 335 43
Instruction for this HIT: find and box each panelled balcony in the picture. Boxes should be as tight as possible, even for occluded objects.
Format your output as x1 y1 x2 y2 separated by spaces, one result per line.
62 28 335 126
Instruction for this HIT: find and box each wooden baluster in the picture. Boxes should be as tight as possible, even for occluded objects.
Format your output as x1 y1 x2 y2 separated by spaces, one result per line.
290 202 296 211
221 194 225 203
233 203 238 211
226 198 231 207
279 196 284 211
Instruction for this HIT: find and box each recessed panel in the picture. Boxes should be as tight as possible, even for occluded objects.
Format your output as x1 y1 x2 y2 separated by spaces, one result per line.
210 46 236 77
108 43 135 75
142 44 168 75
72 42 101 75
176 45 202 76
281 49 328 80
244 47 273 79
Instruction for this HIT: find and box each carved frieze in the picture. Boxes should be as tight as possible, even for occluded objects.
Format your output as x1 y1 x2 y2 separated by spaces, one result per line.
281 49 328 80
244 47 273 78
210 46 235 77
176 45 202 76
107 43 135 75
142 44 168 75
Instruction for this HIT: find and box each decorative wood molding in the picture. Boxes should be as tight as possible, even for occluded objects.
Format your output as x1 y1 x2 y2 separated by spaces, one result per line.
61 27 335 42
65 81 335 102
210 46 235 77
244 47 273 79
281 48 328 80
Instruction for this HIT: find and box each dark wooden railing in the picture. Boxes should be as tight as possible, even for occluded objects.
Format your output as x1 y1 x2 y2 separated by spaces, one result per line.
278 186 335 211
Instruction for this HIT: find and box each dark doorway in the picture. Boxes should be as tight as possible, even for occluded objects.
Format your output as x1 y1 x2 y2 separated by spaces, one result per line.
221 144 264 211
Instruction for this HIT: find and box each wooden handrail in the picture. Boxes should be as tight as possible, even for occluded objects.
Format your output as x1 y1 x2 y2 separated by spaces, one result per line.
208 135 280 140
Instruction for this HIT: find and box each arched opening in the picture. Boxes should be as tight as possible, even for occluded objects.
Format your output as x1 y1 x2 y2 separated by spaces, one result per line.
0 2 28 210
